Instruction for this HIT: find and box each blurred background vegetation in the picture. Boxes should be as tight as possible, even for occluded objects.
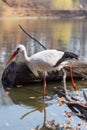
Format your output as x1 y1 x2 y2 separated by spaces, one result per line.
0 0 87 16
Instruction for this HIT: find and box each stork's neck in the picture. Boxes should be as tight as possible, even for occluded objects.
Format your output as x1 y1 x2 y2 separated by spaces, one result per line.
22 49 30 62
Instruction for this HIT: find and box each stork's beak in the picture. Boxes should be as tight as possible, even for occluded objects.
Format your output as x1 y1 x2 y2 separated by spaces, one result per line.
6 50 19 67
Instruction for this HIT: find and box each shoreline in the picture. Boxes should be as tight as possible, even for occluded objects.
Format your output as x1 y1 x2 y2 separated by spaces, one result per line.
1 9 87 20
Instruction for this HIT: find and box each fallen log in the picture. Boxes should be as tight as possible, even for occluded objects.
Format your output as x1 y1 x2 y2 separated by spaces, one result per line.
1 61 87 88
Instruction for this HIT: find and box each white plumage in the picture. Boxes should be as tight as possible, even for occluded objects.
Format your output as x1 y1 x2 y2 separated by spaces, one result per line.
25 49 67 77
6 44 77 99
14 45 68 77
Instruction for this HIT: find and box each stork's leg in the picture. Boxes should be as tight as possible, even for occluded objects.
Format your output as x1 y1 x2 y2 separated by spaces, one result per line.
65 64 76 91
43 72 47 99
61 68 67 93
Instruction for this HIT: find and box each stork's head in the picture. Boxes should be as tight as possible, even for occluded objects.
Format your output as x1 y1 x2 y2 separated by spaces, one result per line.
6 44 25 67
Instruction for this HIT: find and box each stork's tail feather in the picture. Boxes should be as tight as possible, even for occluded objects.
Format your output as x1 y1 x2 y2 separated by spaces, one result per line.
54 51 78 68
64 51 78 60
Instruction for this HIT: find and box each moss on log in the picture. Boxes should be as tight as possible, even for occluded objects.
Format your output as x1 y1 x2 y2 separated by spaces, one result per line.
1 61 87 88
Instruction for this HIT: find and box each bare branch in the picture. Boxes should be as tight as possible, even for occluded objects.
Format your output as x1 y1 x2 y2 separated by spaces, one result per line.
18 24 47 50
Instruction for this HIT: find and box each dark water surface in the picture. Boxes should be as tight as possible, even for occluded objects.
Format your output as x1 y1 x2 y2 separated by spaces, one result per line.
0 17 87 130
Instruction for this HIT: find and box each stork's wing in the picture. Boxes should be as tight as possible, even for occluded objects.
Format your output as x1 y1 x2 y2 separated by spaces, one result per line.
30 49 64 67
53 51 78 67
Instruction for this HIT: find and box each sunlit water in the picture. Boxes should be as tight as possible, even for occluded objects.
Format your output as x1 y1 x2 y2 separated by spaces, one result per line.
0 17 87 130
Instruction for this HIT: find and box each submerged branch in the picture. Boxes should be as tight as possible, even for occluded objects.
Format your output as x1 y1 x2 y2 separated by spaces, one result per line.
56 86 87 121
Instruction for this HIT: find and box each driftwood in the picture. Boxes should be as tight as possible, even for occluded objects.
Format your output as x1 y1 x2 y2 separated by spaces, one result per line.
56 86 87 121
1 61 87 88
45 85 87 129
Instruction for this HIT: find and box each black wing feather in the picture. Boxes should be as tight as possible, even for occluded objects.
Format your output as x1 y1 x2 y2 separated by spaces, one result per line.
53 51 78 67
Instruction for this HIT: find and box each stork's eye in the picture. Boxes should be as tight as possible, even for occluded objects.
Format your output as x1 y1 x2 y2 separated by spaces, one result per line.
16 48 20 52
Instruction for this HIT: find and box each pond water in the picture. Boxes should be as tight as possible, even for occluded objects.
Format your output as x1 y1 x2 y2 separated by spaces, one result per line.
0 17 87 130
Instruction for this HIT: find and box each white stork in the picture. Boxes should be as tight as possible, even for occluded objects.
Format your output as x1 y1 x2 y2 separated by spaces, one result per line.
6 44 78 99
